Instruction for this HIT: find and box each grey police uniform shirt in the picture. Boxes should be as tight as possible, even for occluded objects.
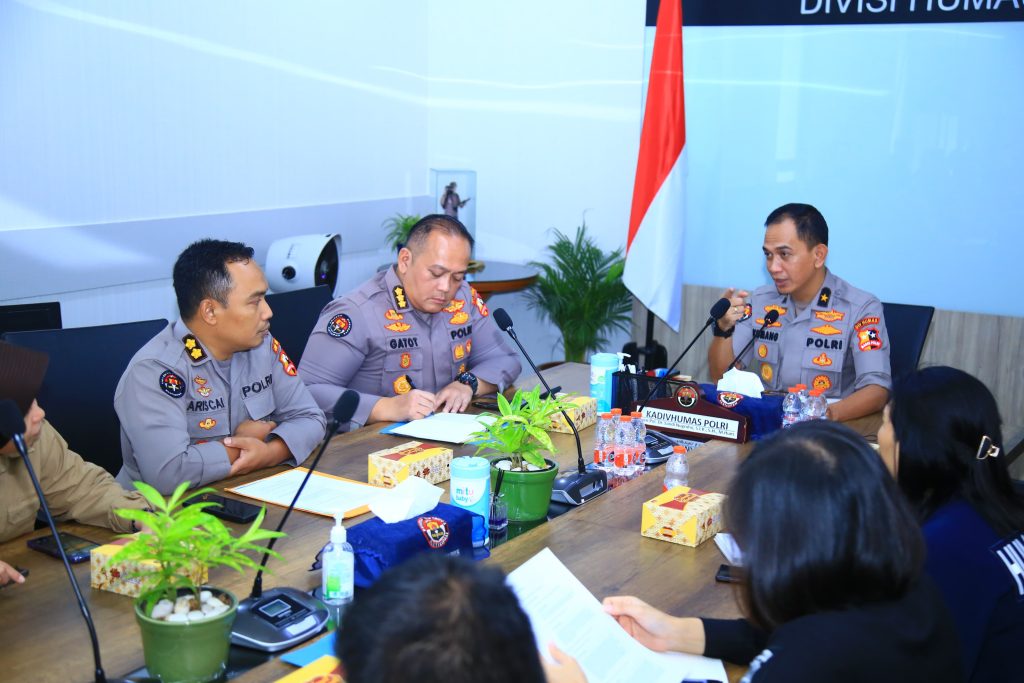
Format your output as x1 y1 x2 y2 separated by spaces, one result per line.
115 320 327 494
731 269 892 399
299 266 522 427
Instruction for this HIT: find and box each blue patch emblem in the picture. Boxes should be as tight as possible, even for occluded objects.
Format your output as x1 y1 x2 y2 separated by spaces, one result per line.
159 370 186 398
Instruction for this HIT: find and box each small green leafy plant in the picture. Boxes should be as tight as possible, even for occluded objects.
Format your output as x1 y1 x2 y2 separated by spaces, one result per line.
524 222 633 363
113 482 285 614
468 386 576 470
382 213 422 251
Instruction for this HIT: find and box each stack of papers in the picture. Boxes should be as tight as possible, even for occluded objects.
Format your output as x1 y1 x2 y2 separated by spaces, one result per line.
381 412 494 444
227 468 381 519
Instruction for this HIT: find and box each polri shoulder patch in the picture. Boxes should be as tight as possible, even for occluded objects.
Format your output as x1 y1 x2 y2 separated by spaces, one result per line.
160 370 186 398
327 314 352 338
818 287 832 307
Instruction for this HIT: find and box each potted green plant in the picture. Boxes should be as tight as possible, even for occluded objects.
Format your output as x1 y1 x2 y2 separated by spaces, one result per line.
469 386 576 522
524 221 633 363
112 482 284 683
382 213 422 252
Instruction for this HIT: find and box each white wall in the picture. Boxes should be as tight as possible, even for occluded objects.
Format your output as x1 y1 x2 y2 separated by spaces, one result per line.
426 1 646 361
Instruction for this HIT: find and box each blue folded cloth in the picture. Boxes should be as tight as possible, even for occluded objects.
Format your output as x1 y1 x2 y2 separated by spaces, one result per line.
317 503 484 588
700 384 783 441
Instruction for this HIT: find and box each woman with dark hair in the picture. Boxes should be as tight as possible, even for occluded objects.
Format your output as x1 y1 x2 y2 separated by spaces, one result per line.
592 421 962 682
879 366 1024 682
336 553 546 683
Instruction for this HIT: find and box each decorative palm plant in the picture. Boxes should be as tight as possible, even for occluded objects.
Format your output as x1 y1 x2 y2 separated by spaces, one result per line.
524 222 633 363
382 213 422 251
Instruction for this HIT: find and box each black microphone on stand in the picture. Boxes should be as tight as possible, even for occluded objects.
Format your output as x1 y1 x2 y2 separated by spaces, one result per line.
728 309 779 370
0 399 145 683
635 297 731 414
492 309 607 507
231 390 359 652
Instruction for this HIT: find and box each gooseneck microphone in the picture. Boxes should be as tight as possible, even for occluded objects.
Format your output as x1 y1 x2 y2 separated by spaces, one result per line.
0 399 141 683
728 309 780 370
636 297 731 413
231 390 359 652
493 308 607 506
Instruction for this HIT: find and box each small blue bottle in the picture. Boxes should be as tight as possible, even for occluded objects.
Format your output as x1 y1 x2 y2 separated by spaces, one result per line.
450 456 491 547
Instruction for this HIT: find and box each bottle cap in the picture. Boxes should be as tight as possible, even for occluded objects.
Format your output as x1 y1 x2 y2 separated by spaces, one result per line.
619 415 631 422
672 445 687 453
611 408 622 415
630 411 642 418
796 384 807 390
601 412 613 419
809 388 823 396
788 387 800 393
331 512 347 543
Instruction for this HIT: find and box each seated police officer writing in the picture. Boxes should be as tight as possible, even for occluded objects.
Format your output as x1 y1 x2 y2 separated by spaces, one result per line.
708 203 891 422
115 239 326 494
1 342 147 586
300 215 521 428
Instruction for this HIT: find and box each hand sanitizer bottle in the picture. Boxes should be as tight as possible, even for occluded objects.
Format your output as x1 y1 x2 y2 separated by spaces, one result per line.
321 512 354 626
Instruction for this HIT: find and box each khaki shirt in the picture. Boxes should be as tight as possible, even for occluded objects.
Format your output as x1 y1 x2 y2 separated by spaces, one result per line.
115 320 326 494
1 421 146 543
732 270 892 398
300 267 522 427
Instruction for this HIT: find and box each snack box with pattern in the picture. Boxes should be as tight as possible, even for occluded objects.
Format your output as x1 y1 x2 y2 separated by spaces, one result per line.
640 486 726 548
368 440 453 488
547 395 598 434
90 537 207 597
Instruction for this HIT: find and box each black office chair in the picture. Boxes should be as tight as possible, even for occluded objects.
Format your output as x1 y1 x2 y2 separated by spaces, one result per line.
2 319 169 475
881 302 935 382
265 285 333 365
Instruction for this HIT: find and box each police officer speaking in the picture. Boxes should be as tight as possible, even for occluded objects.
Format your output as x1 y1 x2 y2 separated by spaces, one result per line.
115 239 326 494
300 215 521 428
708 203 891 422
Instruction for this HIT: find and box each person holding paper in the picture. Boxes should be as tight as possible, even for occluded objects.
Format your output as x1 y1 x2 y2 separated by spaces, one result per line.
707 203 891 422
300 215 521 427
115 239 326 494
597 422 962 682
879 366 1024 683
336 552 547 682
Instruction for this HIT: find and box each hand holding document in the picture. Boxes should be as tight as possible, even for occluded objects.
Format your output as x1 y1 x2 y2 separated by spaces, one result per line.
506 548 727 683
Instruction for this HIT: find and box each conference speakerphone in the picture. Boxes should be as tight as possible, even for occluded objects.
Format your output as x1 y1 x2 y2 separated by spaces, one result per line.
230 587 328 652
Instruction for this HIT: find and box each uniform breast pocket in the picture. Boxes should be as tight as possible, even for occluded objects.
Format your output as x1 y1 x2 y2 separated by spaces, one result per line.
383 351 423 394
187 410 230 441
749 338 779 367
801 346 845 395
243 391 276 421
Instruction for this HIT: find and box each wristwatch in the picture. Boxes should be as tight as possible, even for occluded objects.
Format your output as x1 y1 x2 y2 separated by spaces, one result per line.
712 321 734 338
456 371 478 396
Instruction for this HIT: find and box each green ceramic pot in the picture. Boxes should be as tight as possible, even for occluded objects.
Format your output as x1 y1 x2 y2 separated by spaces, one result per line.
134 588 237 683
489 457 558 522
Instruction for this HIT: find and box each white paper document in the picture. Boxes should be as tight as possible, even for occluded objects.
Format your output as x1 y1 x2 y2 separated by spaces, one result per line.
227 468 381 518
385 412 494 444
506 548 727 683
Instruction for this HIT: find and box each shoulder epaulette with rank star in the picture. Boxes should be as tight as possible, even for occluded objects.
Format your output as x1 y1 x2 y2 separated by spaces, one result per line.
392 285 409 310
182 334 208 363
817 287 832 307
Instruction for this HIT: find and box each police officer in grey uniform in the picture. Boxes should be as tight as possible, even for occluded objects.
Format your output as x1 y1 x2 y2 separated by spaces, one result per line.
709 204 891 423
115 240 326 494
300 215 521 428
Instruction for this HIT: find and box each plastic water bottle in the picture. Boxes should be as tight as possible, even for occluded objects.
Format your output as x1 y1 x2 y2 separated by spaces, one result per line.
630 411 648 471
613 415 636 485
781 387 801 428
663 445 689 491
795 384 810 423
593 412 614 468
805 388 827 420
321 512 354 626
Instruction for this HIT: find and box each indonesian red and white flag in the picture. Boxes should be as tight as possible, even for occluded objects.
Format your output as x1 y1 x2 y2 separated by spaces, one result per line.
624 0 687 331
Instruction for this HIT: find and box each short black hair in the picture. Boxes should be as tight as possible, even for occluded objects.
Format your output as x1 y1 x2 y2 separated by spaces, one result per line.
172 239 255 320
405 214 474 254
765 203 829 247
337 554 544 683
890 366 1024 537
728 420 923 632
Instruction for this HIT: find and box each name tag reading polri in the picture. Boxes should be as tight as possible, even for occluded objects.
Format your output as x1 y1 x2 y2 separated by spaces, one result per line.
641 406 741 441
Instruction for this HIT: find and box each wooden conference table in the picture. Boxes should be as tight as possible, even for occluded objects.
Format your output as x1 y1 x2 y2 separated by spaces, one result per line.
0 364 880 683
